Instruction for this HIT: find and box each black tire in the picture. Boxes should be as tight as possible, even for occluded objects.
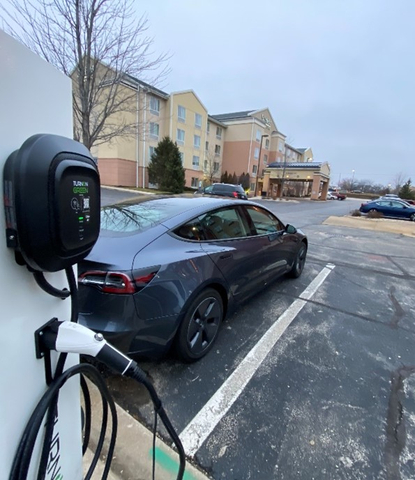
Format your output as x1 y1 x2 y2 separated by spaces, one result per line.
369 209 377 213
288 243 307 278
175 288 223 362
410 213 415 222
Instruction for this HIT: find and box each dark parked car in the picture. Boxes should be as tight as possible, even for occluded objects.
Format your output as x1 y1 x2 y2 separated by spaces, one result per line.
360 199 415 221
199 183 248 200
78 196 307 361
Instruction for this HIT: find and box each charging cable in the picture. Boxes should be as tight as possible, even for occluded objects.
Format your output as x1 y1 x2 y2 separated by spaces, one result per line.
10 266 186 480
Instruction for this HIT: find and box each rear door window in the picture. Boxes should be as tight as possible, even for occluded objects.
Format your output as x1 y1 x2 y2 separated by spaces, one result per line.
199 207 249 240
243 206 284 235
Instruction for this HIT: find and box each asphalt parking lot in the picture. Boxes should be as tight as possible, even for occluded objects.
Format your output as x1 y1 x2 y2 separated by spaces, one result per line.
101 192 415 480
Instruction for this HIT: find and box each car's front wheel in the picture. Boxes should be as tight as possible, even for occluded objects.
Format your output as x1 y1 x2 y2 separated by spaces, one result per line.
288 243 307 278
410 213 415 221
175 288 223 362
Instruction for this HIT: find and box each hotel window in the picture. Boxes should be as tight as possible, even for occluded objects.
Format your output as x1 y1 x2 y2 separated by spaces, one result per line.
205 141 209 151
204 160 208 170
149 122 159 139
214 162 220 172
178 105 186 122
179 151 184 163
252 165 258 174
256 130 261 142
216 126 222 139
194 134 201 149
250 182 255 191
254 147 259 159
149 146 155 160
263 154 268 164
195 113 202 129
191 177 199 188
215 144 221 155
265 138 269 149
207 121 210 133
149 96 160 115
192 155 200 168
177 128 185 145
278 141 284 153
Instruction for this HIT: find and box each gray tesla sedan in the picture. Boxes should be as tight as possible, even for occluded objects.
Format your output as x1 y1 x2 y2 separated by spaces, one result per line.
78 196 307 361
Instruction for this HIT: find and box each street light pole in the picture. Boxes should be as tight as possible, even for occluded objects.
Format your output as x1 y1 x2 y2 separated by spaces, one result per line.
279 146 288 198
351 169 355 192
254 134 269 197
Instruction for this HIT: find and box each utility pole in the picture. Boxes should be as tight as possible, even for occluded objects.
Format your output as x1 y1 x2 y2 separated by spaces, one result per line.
254 134 269 197
279 146 287 198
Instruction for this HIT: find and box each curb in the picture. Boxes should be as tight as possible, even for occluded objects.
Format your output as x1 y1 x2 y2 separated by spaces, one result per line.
323 215 415 237
84 380 210 480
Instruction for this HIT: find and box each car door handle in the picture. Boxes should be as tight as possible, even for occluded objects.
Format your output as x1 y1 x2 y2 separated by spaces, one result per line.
219 253 232 260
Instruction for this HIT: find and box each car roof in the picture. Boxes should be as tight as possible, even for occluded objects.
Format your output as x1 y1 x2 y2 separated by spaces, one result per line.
109 195 245 211
103 195 260 232
213 183 243 188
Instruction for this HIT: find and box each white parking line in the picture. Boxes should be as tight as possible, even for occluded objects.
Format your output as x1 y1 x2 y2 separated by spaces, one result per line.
179 263 336 457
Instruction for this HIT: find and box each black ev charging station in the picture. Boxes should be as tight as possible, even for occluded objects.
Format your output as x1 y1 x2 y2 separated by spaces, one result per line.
4 134 185 480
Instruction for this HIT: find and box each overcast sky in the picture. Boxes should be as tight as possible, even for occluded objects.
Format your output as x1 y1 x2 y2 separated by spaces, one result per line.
137 0 415 186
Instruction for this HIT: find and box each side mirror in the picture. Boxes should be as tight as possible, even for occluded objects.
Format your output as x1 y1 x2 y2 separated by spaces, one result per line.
285 224 297 234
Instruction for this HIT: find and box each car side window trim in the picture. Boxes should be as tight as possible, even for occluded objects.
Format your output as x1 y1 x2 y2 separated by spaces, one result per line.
198 207 250 241
240 205 285 237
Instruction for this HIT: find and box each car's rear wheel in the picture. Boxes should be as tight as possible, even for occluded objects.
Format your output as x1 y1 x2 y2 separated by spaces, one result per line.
369 209 377 213
288 243 307 278
175 288 223 362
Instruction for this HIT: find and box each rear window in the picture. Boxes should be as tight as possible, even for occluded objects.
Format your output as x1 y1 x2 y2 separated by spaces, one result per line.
101 201 185 233
213 184 244 194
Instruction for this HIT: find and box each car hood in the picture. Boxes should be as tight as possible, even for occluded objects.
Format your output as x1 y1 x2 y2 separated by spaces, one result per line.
82 224 168 270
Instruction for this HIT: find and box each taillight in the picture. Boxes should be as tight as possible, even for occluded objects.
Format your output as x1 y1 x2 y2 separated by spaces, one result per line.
79 267 159 294
233 191 238 198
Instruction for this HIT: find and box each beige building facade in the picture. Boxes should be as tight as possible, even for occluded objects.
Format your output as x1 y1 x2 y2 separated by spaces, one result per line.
85 68 328 192
211 109 280 192
91 78 226 189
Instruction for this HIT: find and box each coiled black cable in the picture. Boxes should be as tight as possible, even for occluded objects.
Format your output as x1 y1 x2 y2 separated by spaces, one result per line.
9 363 117 480
9 266 185 480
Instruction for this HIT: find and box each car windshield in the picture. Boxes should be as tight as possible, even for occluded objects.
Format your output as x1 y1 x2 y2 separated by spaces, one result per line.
100 200 185 233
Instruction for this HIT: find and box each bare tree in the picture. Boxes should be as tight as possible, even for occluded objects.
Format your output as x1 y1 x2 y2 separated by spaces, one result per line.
203 147 221 185
1 0 168 149
392 172 407 194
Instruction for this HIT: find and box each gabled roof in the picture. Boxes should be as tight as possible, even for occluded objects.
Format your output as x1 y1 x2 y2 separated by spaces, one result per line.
208 115 227 127
170 89 208 113
285 144 303 155
210 110 256 122
123 74 169 98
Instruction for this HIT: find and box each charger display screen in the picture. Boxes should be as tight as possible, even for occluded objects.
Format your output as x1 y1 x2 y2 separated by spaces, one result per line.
58 168 100 251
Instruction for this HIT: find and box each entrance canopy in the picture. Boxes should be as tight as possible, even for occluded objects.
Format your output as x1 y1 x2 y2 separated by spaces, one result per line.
262 161 331 200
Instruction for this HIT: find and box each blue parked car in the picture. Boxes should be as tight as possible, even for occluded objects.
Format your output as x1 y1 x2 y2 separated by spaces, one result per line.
360 199 415 221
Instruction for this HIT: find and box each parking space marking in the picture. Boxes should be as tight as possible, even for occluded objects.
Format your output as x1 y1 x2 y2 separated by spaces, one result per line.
179 264 336 457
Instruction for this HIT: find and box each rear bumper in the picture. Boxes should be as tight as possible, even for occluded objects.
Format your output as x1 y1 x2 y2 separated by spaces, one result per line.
78 285 181 357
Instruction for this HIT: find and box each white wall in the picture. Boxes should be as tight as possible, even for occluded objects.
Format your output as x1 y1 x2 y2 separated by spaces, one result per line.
0 30 82 478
